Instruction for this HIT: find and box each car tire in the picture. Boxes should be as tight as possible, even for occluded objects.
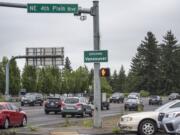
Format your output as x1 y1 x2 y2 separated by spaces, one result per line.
3 118 9 129
40 102 43 106
81 110 86 118
21 116 27 127
138 120 157 135
21 102 24 106
62 114 66 118
45 110 49 114
31 102 35 106
107 106 109 110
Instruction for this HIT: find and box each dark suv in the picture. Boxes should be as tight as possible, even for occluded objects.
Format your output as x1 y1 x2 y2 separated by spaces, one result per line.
149 95 162 105
44 97 62 114
21 93 44 106
110 92 124 103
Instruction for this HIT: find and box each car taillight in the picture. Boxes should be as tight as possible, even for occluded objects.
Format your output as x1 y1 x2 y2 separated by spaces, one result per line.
76 103 82 109
61 103 65 110
44 101 48 107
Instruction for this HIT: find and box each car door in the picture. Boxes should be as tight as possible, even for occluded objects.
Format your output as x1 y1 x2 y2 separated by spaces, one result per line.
9 103 22 125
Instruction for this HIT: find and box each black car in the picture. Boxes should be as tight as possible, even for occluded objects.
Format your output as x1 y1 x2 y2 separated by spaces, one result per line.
89 95 109 110
44 97 62 114
124 98 143 111
149 96 162 105
110 92 124 103
21 93 44 106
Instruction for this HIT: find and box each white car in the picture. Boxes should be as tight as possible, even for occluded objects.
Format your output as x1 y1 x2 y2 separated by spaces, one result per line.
118 100 180 135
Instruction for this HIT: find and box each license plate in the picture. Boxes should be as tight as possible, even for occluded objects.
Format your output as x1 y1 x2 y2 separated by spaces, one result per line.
50 102 54 106
66 106 74 109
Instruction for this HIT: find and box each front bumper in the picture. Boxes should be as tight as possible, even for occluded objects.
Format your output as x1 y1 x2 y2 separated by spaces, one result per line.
118 121 138 132
162 118 178 134
45 107 61 112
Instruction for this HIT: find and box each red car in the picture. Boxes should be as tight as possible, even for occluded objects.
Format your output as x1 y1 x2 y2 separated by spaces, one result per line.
0 102 27 129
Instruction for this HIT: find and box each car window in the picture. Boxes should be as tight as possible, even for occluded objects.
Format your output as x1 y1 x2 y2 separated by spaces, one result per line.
0 105 5 110
155 100 179 112
170 102 180 108
65 98 79 104
9 104 17 110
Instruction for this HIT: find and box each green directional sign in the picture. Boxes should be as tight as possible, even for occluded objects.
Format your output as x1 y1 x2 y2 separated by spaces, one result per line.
27 4 78 13
84 50 108 63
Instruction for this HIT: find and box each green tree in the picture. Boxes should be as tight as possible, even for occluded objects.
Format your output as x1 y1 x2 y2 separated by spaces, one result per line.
22 65 37 92
117 65 126 92
101 77 112 94
9 59 21 95
64 57 72 71
0 62 5 94
160 31 179 94
129 32 160 94
111 70 118 92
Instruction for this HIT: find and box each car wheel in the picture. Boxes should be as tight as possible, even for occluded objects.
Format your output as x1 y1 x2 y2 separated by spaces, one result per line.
21 116 27 127
3 118 9 129
89 111 93 117
21 102 24 106
45 110 49 114
62 114 66 118
81 110 86 117
55 111 58 114
138 120 157 135
107 106 109 110
40 102 43 106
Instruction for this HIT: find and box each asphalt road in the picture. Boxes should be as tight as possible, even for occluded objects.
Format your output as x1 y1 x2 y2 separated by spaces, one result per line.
19 97 169 127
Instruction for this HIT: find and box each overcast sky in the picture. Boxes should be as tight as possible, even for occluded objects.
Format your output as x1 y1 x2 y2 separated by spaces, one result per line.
0 0 180 74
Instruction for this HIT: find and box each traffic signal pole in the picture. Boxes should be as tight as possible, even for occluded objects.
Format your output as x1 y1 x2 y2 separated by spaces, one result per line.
92 1 102 128
1 1 102 128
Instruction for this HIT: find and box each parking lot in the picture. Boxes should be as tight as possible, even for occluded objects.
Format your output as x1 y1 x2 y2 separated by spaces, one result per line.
19 97 169 127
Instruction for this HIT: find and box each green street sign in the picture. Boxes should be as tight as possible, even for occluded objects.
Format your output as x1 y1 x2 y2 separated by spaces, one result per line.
84 50 108 63
27 4 78 13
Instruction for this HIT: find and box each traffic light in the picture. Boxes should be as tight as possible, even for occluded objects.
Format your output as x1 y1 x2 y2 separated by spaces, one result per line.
100 68 110 77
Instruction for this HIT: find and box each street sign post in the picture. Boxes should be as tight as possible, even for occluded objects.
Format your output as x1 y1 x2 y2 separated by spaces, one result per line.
84 50 108 63
27 4 78 13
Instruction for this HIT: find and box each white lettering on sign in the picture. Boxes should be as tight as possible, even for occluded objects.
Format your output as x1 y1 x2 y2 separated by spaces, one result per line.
41 6 50 11
29 5 36 11
52 6 65 12
89 52 103 56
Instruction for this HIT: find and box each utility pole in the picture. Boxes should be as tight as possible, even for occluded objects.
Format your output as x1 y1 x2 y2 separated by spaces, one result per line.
92 1 101 128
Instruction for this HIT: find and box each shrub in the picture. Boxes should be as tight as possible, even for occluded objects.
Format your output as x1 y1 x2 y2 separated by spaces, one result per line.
140 90 149 97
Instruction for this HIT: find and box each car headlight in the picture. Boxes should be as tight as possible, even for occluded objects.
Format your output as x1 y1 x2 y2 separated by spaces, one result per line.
121 117 133 122
165 113 176 118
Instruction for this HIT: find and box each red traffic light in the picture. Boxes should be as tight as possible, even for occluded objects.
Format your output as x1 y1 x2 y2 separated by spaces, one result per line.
100 68 110 77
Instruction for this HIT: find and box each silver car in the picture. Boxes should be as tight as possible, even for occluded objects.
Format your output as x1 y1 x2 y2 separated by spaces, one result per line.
162 110 180 135
61 97 93 117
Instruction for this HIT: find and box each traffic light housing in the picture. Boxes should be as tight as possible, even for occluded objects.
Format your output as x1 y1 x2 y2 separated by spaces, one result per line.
100 68 110 77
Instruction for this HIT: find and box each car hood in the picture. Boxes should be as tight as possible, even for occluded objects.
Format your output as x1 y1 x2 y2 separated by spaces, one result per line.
122 111 159 119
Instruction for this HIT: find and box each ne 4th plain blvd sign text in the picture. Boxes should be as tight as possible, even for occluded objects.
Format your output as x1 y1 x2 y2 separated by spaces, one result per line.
27 4 78 13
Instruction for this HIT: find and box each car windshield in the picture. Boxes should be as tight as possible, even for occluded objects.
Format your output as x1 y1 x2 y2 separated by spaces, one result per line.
112 93 120 96
127 98 138 103
155 100 178 112
64 98 79 104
